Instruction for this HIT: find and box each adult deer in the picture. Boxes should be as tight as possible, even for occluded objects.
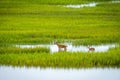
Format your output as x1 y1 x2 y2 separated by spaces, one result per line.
55 43 67 52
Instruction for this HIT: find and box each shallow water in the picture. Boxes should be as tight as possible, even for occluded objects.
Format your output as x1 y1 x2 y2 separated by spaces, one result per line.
0 66 120 80
62 0 120 8
63 2 97 8
16 43 118 53
111 0 120 3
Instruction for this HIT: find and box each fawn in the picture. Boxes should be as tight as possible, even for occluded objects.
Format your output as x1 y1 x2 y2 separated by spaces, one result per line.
87 46 95 51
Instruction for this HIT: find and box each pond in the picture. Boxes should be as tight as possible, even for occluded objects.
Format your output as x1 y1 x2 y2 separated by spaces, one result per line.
0 66 120 80
15 43 118 53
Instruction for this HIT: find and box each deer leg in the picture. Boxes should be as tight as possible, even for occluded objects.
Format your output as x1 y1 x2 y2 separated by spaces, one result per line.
59 48 60 52
64 47 66 51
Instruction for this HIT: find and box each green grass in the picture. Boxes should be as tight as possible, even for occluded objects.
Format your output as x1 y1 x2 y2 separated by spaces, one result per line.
0 2 120 45
0 47 50 54
0 0 112 5
0 47 120 68
0 0 120 68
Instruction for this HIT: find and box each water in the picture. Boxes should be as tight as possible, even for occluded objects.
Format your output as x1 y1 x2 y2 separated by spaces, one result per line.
0 66 120 80
111 0 120 3
63 2 97 8
16 43 118 53
62 0 120 8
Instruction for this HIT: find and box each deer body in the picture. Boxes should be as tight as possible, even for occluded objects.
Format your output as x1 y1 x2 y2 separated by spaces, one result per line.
88 46 95 51
56 43 67 51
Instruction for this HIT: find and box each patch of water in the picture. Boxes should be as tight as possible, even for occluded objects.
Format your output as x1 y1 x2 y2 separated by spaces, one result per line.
63 2 97 8
15 43 118 53
111 0 120 3
0 66 120 80
62 0 120 8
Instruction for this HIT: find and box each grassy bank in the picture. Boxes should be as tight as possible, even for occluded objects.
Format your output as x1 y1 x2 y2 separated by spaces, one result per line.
0 1 120 45
0 47 120 68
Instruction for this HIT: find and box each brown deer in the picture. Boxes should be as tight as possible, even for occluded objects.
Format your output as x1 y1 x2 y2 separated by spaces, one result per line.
87 46 95 51
55 43 67 52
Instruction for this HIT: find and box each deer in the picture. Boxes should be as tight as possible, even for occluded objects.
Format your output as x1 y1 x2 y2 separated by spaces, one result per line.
87 46 95 51
55 42 67 52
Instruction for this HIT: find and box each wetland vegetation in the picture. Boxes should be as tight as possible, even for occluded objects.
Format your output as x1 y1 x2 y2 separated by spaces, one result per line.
0 47 120 68
0 0 120 68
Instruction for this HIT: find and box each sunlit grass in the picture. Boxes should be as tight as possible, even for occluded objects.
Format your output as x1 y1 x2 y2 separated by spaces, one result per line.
0 47 50 54
0 47 119 68
0 2 120 44
0 0 112 5
0 0 120 67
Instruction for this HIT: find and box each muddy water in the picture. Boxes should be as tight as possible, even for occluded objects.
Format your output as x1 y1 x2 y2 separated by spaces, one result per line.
15 43 118 53
0 66 120 80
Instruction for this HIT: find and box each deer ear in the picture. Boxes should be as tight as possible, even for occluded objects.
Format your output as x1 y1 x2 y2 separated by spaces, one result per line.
54 40 58 44
54 42 58 44
53 41 56 44
87 45 90 48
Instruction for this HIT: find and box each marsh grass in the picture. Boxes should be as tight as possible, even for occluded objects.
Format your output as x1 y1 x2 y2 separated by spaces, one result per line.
0 47 50 54
0 0 112 5
0 47 120 68
0 0 120 68
0 1 120 44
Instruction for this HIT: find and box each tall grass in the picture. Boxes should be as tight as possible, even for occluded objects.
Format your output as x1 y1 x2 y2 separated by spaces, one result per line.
0 47 50 54
0 47 119 68
0 0 112 5
0 0 120 68
0 2 120 44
